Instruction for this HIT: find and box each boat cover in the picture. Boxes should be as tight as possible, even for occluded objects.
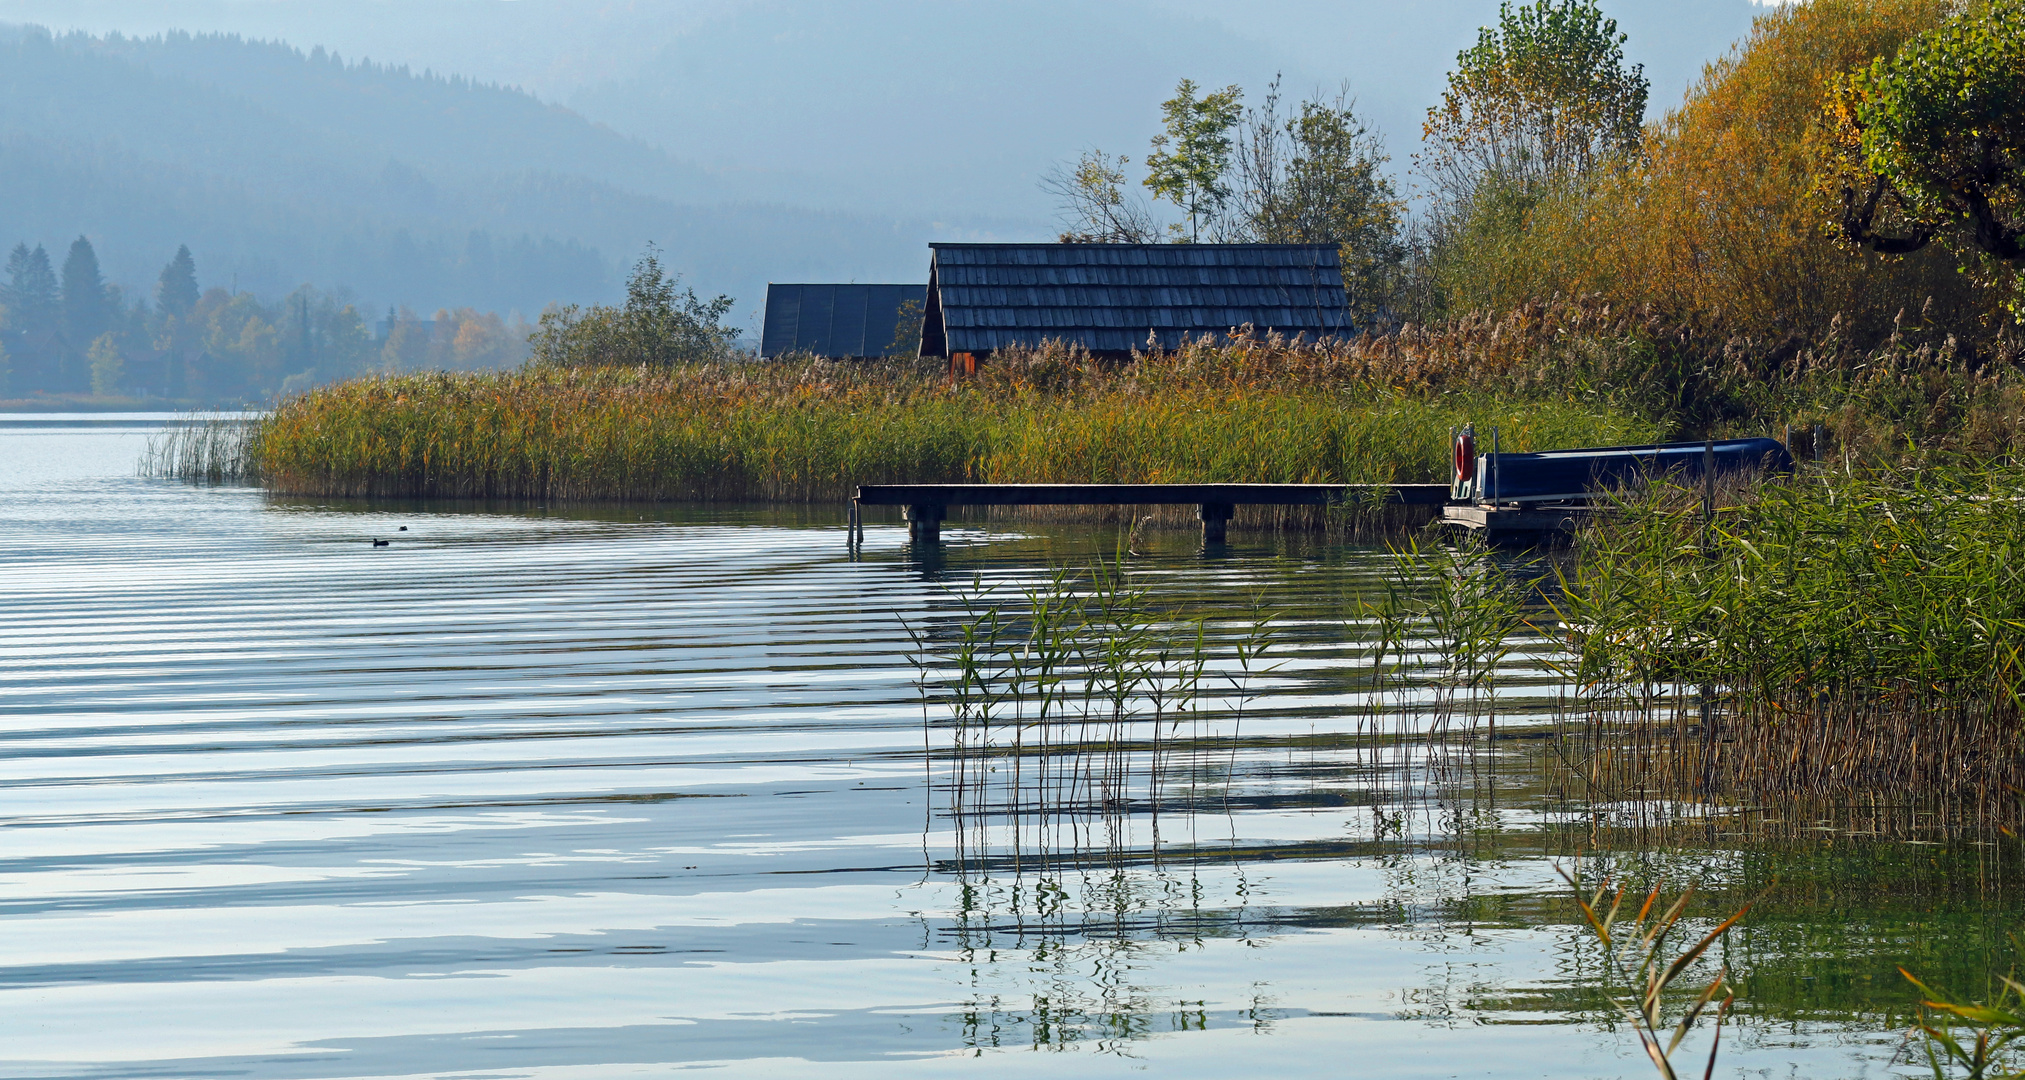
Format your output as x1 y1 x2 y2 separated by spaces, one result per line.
1459 437 1794 505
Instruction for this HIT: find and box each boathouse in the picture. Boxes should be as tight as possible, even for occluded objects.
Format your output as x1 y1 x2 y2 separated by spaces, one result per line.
917 242 1352 359
759 283 927 359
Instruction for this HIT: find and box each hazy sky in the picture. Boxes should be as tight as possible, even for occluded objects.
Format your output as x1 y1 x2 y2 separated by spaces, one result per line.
0 1 1771 111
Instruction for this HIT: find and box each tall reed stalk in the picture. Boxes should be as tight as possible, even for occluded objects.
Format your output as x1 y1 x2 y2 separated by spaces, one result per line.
1364 535 1538 741
139 413 262 484
1560 866 1750 1080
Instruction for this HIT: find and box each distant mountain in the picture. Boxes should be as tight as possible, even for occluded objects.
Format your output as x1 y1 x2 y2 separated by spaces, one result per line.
0 25 1014 324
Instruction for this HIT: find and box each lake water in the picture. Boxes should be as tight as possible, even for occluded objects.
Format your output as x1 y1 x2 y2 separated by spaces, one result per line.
0 415 2014 1078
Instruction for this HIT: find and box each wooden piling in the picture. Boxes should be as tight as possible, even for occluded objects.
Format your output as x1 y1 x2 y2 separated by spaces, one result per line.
1199 502 1233 544
904 503 945 543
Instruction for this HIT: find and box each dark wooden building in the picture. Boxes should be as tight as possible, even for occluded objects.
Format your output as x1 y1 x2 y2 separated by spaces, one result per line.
760 283 927 359
918 243 1352 358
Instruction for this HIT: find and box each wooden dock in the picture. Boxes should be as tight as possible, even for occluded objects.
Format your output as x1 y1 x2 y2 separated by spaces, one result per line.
852 483 1450 543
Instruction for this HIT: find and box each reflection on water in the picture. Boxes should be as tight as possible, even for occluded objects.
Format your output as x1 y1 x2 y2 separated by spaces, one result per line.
0 415 2014 1078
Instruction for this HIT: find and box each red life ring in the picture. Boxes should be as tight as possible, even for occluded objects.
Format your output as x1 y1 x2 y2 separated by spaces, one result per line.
1454 431 1476 482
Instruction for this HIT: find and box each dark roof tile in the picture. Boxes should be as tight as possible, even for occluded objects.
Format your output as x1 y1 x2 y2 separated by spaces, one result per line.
922 243 1351 355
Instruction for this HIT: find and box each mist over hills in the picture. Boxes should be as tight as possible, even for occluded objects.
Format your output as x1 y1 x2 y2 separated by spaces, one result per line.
0 24 1016 330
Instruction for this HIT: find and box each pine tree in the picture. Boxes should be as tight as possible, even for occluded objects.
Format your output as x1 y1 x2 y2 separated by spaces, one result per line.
1 244 26 328
155 245 198 320
3 243 59 336
61 236 109 345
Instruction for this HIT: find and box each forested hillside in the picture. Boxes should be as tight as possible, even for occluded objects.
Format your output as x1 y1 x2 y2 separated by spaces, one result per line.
0 25 964 322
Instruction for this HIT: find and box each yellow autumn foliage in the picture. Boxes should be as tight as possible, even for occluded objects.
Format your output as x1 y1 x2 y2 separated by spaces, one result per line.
1446 0 2008 343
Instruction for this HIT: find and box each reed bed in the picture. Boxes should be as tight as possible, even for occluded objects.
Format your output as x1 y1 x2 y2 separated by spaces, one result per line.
244 337 1654 505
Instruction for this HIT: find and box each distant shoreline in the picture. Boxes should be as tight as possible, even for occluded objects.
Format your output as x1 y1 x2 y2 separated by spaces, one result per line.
0 396 259 414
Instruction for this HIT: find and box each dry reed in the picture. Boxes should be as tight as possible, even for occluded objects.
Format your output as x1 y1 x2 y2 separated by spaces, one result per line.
244 334 1655 504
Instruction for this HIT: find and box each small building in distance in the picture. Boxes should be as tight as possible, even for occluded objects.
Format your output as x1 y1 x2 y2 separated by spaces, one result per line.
760 283 928 359
918 243 1353 359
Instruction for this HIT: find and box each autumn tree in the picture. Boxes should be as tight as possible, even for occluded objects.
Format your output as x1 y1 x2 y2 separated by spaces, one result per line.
887 297 925 357
1419 0 1648 208
87 332 123 396
1434 0 1989 341
1143 79 1244 241
450 309 518 368
1824 0 2025 270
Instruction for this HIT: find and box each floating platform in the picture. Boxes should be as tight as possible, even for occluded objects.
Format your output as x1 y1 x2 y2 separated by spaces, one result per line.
1440 503 1599 541
853 483 1450 543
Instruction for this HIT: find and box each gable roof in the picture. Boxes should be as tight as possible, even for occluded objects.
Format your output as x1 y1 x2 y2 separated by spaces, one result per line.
760 283 927 359
920 243 1352 357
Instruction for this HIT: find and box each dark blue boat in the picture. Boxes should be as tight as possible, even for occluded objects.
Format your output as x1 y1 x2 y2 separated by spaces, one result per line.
1450 431 1794 505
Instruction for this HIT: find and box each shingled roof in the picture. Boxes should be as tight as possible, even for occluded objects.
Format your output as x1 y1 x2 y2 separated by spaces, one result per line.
919 243 1351 357
761 283 926 359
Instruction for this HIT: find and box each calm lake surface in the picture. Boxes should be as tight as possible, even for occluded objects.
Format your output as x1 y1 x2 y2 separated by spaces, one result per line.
0 414 2015 1079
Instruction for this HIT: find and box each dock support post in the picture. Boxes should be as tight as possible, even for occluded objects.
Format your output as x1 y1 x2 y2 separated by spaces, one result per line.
1199 502 1233 544
904 503 945 543
1702 438 1715 552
